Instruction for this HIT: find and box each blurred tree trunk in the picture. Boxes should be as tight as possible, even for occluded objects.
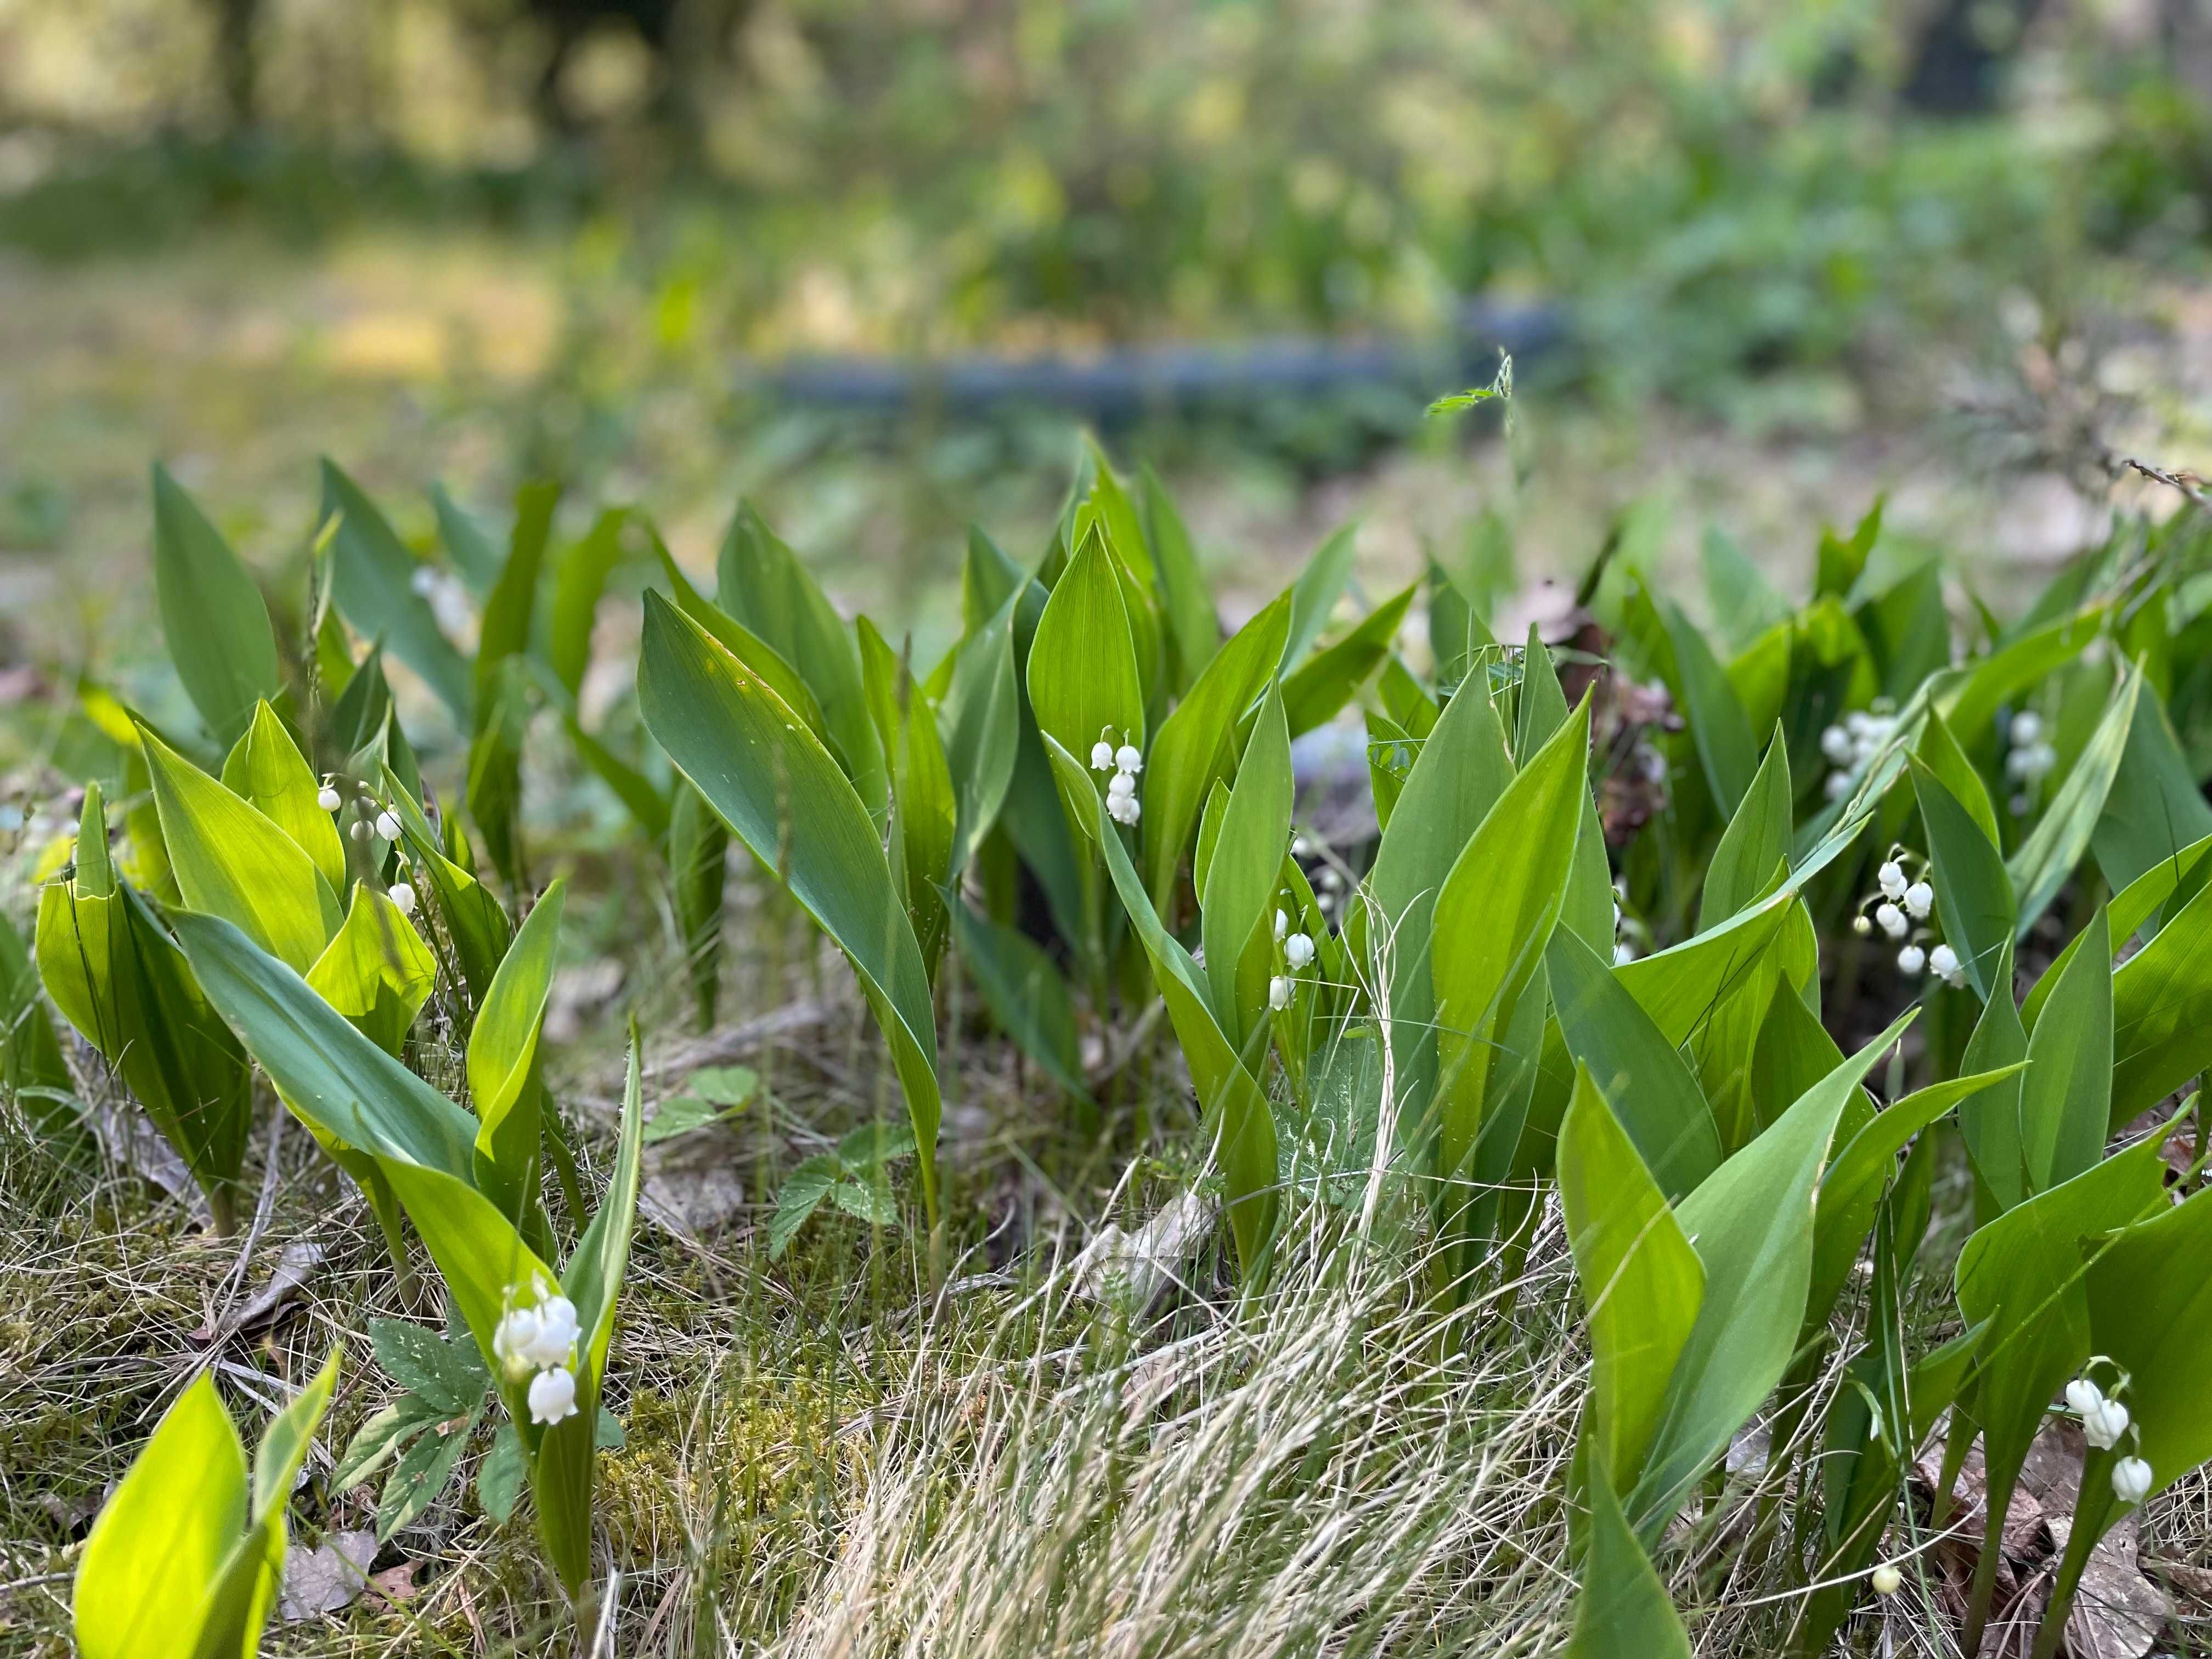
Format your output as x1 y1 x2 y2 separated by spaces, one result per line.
208 0 263 130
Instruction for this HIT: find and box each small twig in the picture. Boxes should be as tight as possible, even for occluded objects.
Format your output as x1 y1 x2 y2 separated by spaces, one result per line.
2115 455 2212 514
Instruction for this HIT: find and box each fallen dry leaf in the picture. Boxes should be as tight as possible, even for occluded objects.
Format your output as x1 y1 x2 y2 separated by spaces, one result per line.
2052 1515 2170 1659
1073 1192 1216 1311
278 1528 376 1621
193 1238 326 1345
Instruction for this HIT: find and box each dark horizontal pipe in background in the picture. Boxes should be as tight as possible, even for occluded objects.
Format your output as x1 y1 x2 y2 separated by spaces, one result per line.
747 298 1565 428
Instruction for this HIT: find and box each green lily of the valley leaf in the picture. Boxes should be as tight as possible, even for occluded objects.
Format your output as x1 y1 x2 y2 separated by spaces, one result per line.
1547 929 1723 1203
151 464 280 750
2091 668 2212 895
473 481 558 712
381 765 512 1008
466 881 566 1221
1027 522 1145 791
1280 579 1418 738
430 481 503 592
1142 589 1291 913
36 786 253 1230
221 701 346 894
637 592 942 1224
306 885 436 1058
1200 680 1293 1046
1282 523 1358 671
859 617 957 978
1805 1054 2024 1333
1662 600 1759 815
320 459 473 720
1566 1446 1694 1659
548 508 631 698
1953 1128 2176 1613
1910 752 2013 1002
941 585 1022 878
652 531 839 761
1350 673 1514 1169
1559 1064 1705 1492
1697 724 1791 931
171 910 482 1181
2007 662 2139 935
1960 936 2030 1212
73 1373 246 1659
2023 830 2212 1030
2108 870 2212 1128
946 893 1093 1107
2018 907 2112 1194
716 501 888 826
1627 1023 1882 1538
1068 732 1277 1276
74 1351 339 1659
668 778 728 1030
2085 1184 2212 1504
141 722 340 975
1139 462 1221 691
1430 698 1592 1201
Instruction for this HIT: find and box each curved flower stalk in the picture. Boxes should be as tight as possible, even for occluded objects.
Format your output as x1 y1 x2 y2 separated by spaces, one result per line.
74 1350 339 1659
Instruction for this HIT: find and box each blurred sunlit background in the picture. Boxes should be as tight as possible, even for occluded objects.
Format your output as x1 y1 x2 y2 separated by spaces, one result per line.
4 0 2212 669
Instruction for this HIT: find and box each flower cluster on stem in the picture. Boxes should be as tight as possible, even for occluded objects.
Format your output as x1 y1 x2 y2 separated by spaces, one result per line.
1852 850 1965 986
2005 709 2057 813
1820 708 1897 801
1092 731 1143 825
494 1280 582 1425
1268 887 1317 1012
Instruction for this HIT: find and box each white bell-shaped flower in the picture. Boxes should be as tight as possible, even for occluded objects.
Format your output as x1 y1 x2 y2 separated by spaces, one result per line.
1107 792 1141 826
2084 1396 2131 1451
1878 861 1908 900
1928 944 1962 986
1821 725 1852 764
1267 975 1291 1011
318 785 342 812
374 810 402 842
1903 881 1934 920
1613 942 1638 966
1825 772 1853 801
1090 740 1116 771
1107 770 1136 800
1115 744 1143 776
528 1366 579 1426
521 1295 580 1369
1871 1563 1901 1596
349 819 371 843
1274 908 1289 941
389 882 416 917
1876 902 1906 939
493 1306 541 1371
2065 1377 2107 1418
2112 1456 2153 1505
1898 944 1926 976
1284 932 1315 969
2010 710 2043 747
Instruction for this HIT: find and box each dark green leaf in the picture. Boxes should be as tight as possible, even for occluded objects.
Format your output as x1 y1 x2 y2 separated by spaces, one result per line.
151 464 280 748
